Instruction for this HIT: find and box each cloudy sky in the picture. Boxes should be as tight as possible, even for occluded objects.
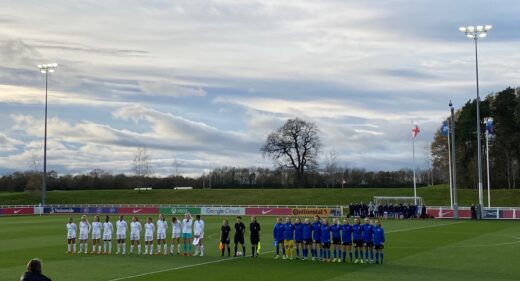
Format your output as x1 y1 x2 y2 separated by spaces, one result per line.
0 0 519 176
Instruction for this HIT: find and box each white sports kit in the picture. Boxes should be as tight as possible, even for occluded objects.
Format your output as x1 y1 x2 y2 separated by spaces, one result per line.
130 221 142 240
79 221 90 240
103 222 113 240
194 220 204 238
172 221 182 238
157 220 168 240
91 221 102 240
116 220 127 240
66 223 77 239
182 219 193 234
145 223 155 242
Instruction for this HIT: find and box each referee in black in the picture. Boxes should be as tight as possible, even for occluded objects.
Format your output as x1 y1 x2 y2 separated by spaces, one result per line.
234 216 246 257
249 216 261 258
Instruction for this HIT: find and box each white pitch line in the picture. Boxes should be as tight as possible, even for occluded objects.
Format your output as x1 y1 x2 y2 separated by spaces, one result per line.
107 251 274 281
385 221 464 234
107 221 463 281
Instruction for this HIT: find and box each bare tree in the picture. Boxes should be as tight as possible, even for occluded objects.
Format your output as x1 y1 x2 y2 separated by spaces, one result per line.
89 168 109 178
132 146 152 177
28 154 41 173
324 149 339 188
261 118 321 187
424 145 433 186
172 157 179 187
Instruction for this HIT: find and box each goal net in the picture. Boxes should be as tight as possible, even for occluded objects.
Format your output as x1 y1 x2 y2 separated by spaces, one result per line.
373 196 424 207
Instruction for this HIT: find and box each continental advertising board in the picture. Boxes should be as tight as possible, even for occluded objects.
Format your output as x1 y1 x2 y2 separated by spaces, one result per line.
291 208 342 217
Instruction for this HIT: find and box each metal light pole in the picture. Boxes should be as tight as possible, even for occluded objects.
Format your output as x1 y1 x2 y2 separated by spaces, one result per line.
447 109 453 209
37 63 58 206
485 117 493 208
450 101 458 219
459 25 492 218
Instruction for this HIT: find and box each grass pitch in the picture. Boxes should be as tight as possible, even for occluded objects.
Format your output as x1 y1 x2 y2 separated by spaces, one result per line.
1 215 519 281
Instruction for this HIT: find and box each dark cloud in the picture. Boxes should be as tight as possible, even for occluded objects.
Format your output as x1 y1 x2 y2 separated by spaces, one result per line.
32 42 149 57
380 68 439 80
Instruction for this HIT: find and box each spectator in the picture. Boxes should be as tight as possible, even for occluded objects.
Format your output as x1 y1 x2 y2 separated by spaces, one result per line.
20 258 51 281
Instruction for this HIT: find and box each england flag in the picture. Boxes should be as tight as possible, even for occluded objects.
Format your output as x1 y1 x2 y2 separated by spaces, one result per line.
412 124 420 138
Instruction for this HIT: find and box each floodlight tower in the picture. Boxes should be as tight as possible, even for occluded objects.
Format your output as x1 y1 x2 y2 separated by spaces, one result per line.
37 63 58 206
458 25 492 218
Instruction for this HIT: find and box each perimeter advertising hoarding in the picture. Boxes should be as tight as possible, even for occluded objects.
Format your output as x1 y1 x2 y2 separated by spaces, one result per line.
425 208 471 219
87 207 119 214
44 207 82 214
201 207 245 216
484 209 501 219
291 208 342 217
245 208 292 216
1 207 34 215
118 207 159 215
160 207 201 215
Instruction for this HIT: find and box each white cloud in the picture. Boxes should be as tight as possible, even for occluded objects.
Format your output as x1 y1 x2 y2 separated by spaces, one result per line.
1 0 518 175
0 132 23 151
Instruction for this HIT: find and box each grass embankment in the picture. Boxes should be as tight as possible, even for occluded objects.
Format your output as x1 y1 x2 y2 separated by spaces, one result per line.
1 185 519 206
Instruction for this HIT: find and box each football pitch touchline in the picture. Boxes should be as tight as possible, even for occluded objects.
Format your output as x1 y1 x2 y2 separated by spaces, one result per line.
107 221 463 281
385 221 464 234
107 251 275 281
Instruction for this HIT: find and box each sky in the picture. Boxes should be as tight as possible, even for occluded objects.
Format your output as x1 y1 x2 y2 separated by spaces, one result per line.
0 0 519 177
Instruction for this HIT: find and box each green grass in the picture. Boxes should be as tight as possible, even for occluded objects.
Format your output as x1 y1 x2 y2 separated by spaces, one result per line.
1 185 520 206
1 215 520 281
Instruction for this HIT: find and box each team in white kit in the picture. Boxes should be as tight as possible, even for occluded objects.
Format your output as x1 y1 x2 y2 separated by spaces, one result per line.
65 213 204 256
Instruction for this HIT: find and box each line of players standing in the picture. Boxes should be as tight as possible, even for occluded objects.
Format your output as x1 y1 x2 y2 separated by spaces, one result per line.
273 216 385 264
65 213 206 256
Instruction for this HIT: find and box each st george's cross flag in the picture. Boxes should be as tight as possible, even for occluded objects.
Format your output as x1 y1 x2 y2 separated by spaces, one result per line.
412 124 420 138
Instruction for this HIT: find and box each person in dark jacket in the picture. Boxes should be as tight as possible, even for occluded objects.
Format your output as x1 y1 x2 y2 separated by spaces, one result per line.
20 258 51 281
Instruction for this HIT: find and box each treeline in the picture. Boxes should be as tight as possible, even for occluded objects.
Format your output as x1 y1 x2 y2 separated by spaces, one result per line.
0 167 432 192
431 87 520 189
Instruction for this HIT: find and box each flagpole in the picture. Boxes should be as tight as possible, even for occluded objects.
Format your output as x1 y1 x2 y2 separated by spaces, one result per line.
412 121 417 205
486 126 491 208
447 122 453 208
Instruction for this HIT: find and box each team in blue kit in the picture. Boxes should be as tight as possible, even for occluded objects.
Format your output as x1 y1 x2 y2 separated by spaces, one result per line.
373 220 385 264
341 218 353 263
362 217 375 263
302 218 312 260
283 217 295 259
352 218 364 263
330 218 341 262
273 215 385 264
273 217 285 259
320 219 331 260
294 218 304 258
311 216 322 261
